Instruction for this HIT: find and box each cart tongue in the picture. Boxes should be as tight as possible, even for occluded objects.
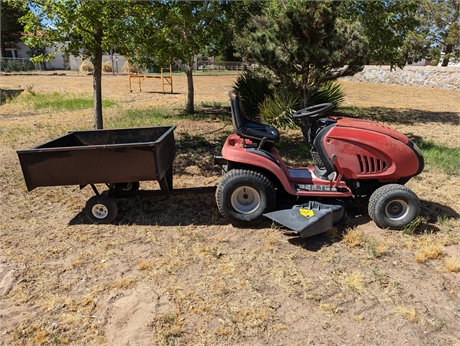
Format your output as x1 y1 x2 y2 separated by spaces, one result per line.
264 201 344 238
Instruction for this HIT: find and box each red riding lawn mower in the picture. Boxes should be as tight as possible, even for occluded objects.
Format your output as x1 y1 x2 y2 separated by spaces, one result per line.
214 91 424 237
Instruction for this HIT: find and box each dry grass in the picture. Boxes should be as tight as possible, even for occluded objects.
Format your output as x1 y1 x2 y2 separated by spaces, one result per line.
413 234 450 263
111 278 137 290
154 313 186 344
79 60 94 72
0 74 459 345
342 271 365 292
342 227 365 247
445 257 460 273
395 306 417 322
414 243 444 263
319 302 342 315
137 260 152 270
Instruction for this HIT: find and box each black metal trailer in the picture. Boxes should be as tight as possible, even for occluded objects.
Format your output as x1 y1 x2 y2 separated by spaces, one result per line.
17 126 216 223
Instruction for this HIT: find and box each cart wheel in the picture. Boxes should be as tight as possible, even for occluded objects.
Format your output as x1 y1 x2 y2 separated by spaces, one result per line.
85 195 118 224
116 182 140 192
368 184 420 230
216 169 276 226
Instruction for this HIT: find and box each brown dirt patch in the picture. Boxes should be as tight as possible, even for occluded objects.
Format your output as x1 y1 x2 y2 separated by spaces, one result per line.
0 73 459 345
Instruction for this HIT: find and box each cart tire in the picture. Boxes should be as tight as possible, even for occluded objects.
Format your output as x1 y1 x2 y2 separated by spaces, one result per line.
368 184 420 230
85 195 118 224
116 182 140 192
216 169 276 226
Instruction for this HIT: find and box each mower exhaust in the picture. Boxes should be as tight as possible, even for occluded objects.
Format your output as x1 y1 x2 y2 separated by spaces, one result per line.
264 201 344 238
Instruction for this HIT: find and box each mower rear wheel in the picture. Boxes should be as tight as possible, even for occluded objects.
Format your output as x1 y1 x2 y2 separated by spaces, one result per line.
368 184 420 230
216 169 276 226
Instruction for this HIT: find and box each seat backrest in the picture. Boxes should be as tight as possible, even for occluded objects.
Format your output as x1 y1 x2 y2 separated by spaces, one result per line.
229 91 247 136
229 91 280 143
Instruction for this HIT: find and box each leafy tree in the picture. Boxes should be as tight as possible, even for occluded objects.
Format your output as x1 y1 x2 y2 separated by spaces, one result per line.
344 0 419 68
26 44 50 70
127 1 228 114
212 1 265 62
399 0 459 66
241 0 368 109
127 1 261 114
401 28 433 65
424 0 459 66
19 0 136 129
1 0 28 57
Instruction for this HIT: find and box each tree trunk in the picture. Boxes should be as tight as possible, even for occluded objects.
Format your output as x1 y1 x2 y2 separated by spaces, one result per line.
93 29 104 129
300 89 309 109
185 68 194 114
441 44 453 67
300 81 310 142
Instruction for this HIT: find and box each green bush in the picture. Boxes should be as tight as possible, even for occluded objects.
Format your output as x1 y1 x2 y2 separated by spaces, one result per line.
233 69 273 120
259 90 299 129
308 81 345 107
258 81 345 129
233 70 345 128
1 60 35 72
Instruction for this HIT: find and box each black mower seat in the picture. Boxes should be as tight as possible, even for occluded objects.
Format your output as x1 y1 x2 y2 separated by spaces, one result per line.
229 91 280 144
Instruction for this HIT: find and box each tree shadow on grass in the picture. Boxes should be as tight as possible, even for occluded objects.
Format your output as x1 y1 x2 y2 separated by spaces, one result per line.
142 91 181 95
336 107 459 126
175 105 231 118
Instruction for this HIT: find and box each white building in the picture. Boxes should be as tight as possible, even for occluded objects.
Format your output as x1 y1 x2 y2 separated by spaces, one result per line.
3 41 127 71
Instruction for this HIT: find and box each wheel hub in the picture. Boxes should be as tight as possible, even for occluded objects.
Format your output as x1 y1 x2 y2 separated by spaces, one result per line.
92 204 109 219
385 199 409 221
122 182 133 191
231 186 261 214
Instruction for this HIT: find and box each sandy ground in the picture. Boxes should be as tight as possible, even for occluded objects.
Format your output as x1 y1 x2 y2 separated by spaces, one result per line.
0 72 459 346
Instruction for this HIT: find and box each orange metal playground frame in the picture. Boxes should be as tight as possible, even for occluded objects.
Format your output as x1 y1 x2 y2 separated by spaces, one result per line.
128 65 173 93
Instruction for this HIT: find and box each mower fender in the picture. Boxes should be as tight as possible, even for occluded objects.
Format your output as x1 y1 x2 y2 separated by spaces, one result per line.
221 135 294 193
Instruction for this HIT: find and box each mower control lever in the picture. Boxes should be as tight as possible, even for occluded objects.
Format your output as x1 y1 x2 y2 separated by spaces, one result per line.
292 103 334 119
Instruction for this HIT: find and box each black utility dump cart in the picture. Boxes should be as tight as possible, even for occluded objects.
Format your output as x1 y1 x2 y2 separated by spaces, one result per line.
17 126 215 224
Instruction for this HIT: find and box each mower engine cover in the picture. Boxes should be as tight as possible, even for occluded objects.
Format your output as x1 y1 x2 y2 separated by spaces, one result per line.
264 201 344 238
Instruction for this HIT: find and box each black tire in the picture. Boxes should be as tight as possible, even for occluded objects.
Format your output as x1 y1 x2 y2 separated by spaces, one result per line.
368 184 420 230
115 182 140 192
216 169 276 226
85 195 118 224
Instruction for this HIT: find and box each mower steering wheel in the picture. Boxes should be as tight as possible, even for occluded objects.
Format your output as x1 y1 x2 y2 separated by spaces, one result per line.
292 103 335 119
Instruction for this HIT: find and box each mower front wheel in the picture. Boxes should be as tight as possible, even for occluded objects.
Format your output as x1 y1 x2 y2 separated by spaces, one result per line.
368 184 421 230
216 169 276 226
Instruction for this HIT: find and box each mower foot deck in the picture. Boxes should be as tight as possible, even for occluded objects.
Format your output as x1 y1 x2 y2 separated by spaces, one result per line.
264 201 344 238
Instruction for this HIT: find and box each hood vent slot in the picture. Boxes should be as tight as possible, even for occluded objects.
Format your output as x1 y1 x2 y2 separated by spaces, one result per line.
358 155 387 174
